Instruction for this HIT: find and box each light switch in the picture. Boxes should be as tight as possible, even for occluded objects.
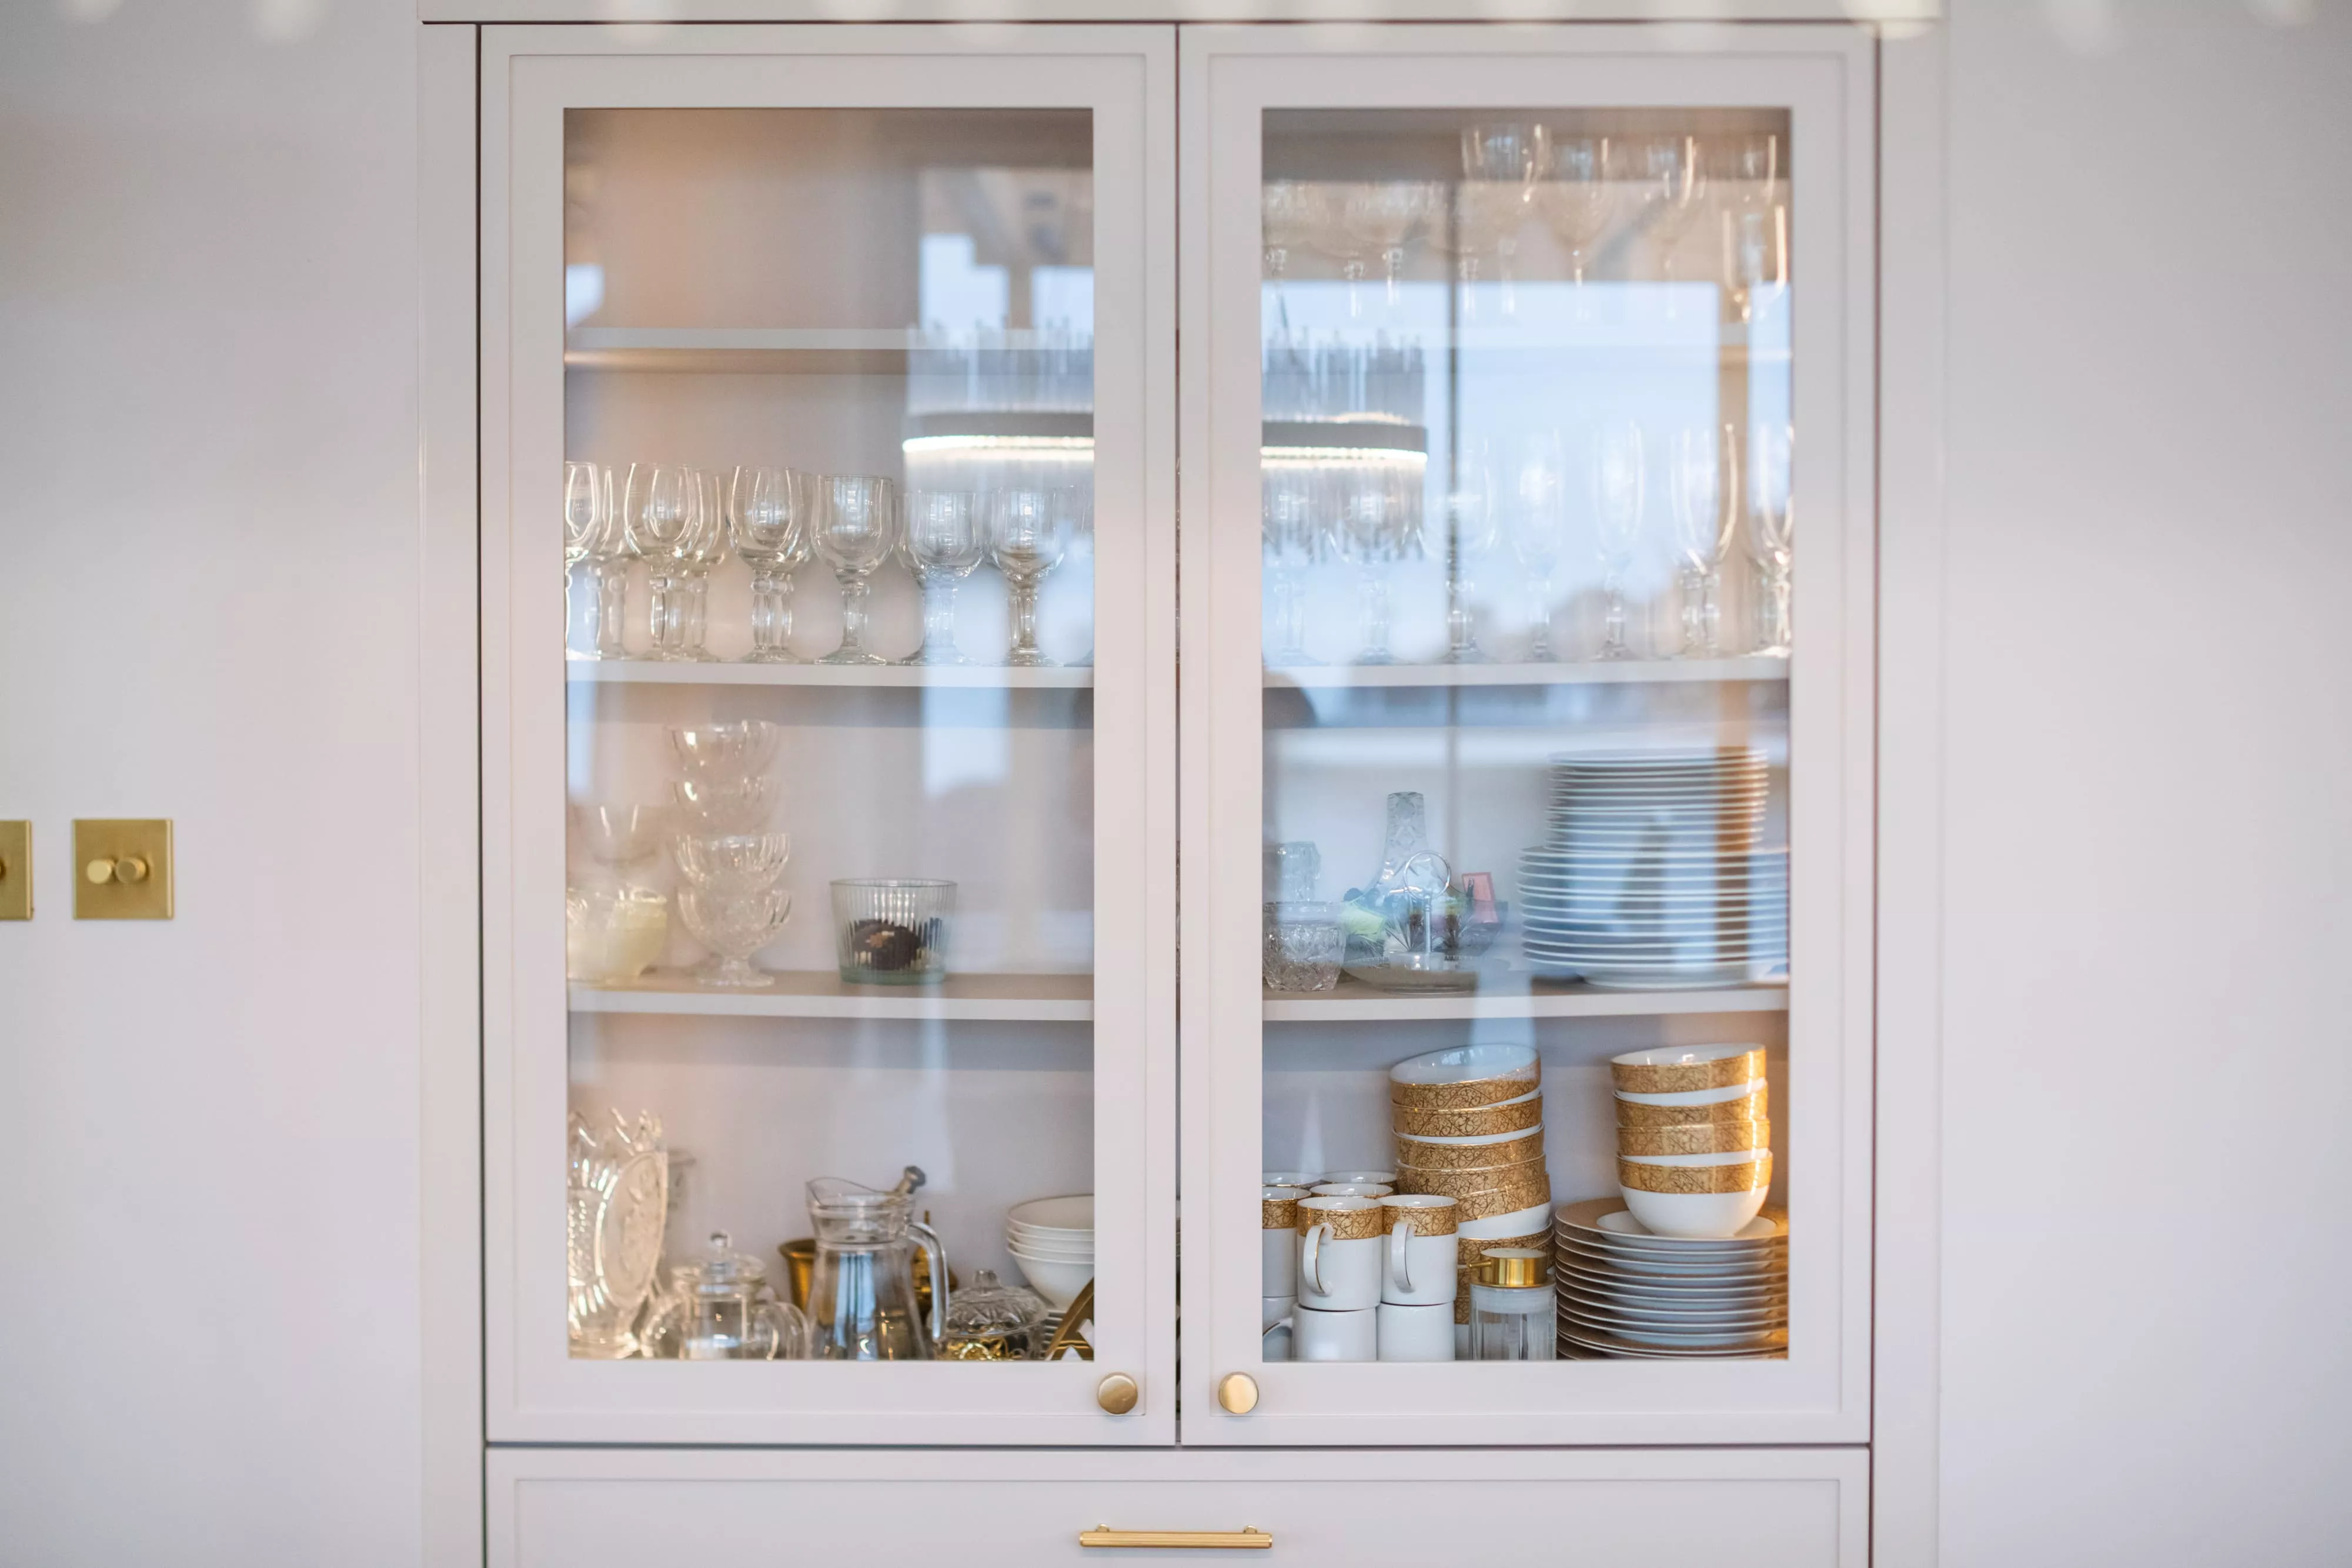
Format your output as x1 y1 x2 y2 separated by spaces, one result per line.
74 820 172 920
0 822 28 920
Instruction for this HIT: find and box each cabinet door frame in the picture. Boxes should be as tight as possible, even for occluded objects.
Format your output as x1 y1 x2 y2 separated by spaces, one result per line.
479 21 1178 1446
1175 21 1878 1445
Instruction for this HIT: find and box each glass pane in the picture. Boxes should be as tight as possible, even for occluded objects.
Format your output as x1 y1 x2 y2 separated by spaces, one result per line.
1257 109 1792 1366
560 109 1098 1366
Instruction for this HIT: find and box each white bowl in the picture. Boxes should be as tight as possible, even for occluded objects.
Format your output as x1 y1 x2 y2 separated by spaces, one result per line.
1455 1200 1556 1240
1264 1171 1322 1189
1619 1149 1772 1170
1007 1194 1094 1231
1007 1219 1096 1242
1007 1239 1095 1263
1390 1042 1539 1092
1614 1078 1768 1108
1618 1185 1772 1239
1006 1231 1095 1255
1006 1250 1093 1309
1319 1169 1398 1186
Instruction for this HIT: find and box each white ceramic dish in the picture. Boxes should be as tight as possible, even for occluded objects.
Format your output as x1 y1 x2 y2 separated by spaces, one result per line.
1455 1200 1556 1240
1006 1194 1094 1231
1619 1184 1771 1239
1389 1042 1539 1092
1320 1169 1398 1186
1262 1171 1321 1189
1007 1250 1092 1310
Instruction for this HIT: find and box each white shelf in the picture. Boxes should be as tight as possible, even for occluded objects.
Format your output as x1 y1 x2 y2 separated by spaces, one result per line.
1262 977 1788 1021
566 660 1093 690
564 326 1080 375
1264 657 1788 690
572 970 1093 1021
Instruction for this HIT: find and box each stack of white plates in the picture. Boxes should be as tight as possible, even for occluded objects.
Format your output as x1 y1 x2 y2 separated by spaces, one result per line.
1551 1197 1788 1359
1005 1193 1094 1310
1518 748 1788 989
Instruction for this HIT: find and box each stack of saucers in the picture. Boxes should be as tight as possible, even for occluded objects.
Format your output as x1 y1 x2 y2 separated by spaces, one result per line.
1004 1194 1093 1311
1388 1043 1555 1350
1517 747 1787 989
1552 1197 1788 1359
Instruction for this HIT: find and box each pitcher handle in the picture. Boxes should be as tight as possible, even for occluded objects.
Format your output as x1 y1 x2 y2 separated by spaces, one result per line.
911 1219 950 1346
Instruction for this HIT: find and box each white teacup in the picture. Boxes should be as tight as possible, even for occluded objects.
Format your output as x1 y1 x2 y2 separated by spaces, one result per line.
1261 1318 1293 1362
1311 1182 1394 1201
1293 1304 1377 1362
1262 1186 1307 1298
1263 1293 1295 1330
1377 1300 1455 1362
1297 1195 1384 1312
1263 1170 1321 1189
1321 1169 1398 1186
1379 1193 1458 1308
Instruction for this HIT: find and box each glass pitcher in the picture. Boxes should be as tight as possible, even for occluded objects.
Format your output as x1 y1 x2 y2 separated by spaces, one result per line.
642 1231 807 1360
805 1172 950 1360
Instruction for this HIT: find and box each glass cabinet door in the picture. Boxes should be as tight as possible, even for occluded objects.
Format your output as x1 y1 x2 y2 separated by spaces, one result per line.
1180 25 1874 1444
483 26 1175 1445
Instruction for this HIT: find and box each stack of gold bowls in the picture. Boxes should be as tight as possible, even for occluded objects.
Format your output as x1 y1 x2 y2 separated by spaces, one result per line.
1388 1043 1556 1349
1609 1045 1773 1239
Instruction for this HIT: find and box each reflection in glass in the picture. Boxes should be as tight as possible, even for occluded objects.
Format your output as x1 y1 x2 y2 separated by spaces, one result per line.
1509 431 1571 662
1746 423 1796 657
1589 421 1647 662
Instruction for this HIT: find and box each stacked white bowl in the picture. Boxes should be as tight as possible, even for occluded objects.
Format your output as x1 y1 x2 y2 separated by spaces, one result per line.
1004 1193 1094 1310
1610 1045 1772 1238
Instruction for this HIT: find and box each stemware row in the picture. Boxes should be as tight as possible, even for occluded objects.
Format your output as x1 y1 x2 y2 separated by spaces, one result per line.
563 463 1091 668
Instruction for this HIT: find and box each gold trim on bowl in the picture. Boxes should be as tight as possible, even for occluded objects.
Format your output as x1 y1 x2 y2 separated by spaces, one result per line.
1389 1095 1544 1138
1616 1088 1768 1128
1389 1072 1540 1111
1609 1048 1766 1095
1393 1130 1546 1171
1616 1119 1770 1157
1616 1152 1773 1194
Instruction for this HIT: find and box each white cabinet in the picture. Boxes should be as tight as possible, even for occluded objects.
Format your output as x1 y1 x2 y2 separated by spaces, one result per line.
453 5 1882 1539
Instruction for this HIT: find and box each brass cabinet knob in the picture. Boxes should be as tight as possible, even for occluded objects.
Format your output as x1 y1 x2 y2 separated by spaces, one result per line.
1216 1372 1259 1415
1095 1372 1139 1415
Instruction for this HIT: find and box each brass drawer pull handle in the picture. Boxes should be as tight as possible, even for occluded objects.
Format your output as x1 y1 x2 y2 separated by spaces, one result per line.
1079 1526 1273 1550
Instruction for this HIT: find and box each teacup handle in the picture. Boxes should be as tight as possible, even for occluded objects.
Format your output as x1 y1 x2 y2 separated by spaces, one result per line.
1299 1222 1333 1298
1388 1218 1413 1294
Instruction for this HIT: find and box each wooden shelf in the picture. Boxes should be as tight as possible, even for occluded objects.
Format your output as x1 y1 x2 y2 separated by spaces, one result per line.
566 660 1093 690
1262 976 1788 1022
572 970 1093 1021
1265 657 1787 690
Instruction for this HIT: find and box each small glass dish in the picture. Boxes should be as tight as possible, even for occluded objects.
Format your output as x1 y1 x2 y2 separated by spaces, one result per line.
565 885 669 984
672 831 791 896
667 720 783 780
1262 900 1343 992
831 878 953 985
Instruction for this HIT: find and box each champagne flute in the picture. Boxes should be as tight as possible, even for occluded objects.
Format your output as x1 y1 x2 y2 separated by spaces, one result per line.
1720 133 1787 325
1341 182 1443 312
1430 437 1499 664
1261 464 1328 668
1640 136 1708 304
1539 134 1613 290
1458 123 1549 316
1668 423 1738 658
1509 430 1570 661
1590 421 1646 661
1746 423 1795 656
810 474 900 667
988 487 1077 667
1332 465 1409 666
727 464 809 664
897 488 985 666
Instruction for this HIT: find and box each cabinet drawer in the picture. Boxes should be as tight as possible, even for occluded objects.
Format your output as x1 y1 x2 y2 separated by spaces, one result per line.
492 1448 1865 1568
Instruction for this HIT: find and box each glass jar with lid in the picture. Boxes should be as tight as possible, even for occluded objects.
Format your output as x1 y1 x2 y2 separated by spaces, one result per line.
642 1231 807 1360
939 1268 1051 1361
1468 1247 1555 1362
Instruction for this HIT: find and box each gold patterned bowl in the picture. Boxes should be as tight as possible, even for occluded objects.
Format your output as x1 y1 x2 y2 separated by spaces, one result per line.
1389 1042 1540 1111
1615 1076 1768 1110
1616 1119 1769 1158
1617 1150 1772 1238
1616 1087 1767 1128
1609 1045 1766 1096
1394 1129 1546 1171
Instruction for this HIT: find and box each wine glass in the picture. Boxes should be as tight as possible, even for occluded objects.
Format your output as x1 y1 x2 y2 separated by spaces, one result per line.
623 463 702 661
1458 123 1549 316
810 474 900 667
727 465 810 664
897 489 986 665
1640 136 1708 301
1668 423 1738 658
1720 134 1787 326
1261 463 1328 668
989 487 1077 667
1590 421 1646 661
1539 134 1613 289
1262 180 1328 293
563 461 623 659
1508 430 1571 661
1339 182 1442 313
1331 464 1412 666
1745 423 1795 656
1429 437 1500 663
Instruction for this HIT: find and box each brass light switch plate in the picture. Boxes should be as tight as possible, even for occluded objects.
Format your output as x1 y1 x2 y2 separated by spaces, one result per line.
74 820 172 920
0 822 28 920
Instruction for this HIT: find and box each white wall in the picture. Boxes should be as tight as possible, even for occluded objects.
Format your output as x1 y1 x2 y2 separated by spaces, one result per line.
0 4 423 1564
1940 1 2352 1562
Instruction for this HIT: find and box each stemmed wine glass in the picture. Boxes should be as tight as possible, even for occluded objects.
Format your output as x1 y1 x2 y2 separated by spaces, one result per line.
811 474 900 667
1746 423 1796 656
1720 133 1787 325
624 463 714 661
988 487 1078 667
1539 135 1613 290
564 462 629 660
1509 430 1571 661
1332 464 1412 666
1339 182 1442 314
1639 136 1708 304
1262 464 1328 667
727 465 809 664
1429 437 1499 663
897 489 986 666
1262 180 1328 295
1590 421 1647 661
678 472 730 661
1458 123 1549 317
1668 423 1738 658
